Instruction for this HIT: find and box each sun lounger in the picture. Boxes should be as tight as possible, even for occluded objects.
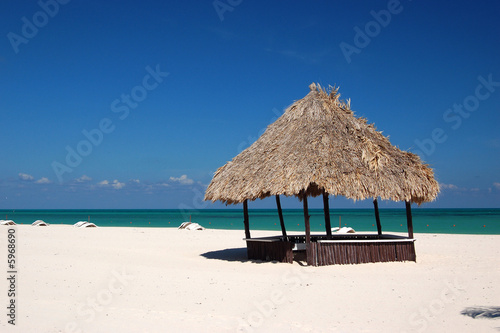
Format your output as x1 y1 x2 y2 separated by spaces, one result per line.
74 221 97 228
337 227 355 233
32 220 49 226
331 226 355 233
178 222 205 230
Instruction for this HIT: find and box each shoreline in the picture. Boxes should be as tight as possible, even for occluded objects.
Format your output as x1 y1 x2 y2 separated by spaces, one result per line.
2 208 499 236
3 223 500 236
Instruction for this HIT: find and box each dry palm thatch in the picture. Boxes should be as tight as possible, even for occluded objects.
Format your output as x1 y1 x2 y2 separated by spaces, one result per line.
205 83 439 205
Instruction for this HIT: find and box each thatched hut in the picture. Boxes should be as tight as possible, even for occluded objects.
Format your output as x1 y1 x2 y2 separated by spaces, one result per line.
205 83 439 266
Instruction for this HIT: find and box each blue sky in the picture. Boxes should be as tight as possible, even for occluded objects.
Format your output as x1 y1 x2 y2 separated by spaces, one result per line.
1 0 499 209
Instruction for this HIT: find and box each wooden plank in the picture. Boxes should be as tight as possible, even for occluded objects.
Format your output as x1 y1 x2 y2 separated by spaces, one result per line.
360 243 369 263
316 243 322 266
322 243 331 266
372 243 381 263
246 240 294 263
245 238 282 243
389 243 396 261
396 242 416 262
332 243 339 264
318 239 416 243
327 244 334 265
340 243 348 264
330 244 336 265
306 242 317 266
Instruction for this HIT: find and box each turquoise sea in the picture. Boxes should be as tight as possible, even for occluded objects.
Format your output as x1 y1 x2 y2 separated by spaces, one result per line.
1 208 499 235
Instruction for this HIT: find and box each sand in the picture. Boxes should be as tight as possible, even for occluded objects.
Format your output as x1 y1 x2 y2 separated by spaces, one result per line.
0 225 499 332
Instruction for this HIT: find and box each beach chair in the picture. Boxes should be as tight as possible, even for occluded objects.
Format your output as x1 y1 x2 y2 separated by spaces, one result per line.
178 222 205 230
74 221 97 228
32 220 49 226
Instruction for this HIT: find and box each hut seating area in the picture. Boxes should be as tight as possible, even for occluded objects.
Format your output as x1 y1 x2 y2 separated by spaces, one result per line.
245 234 416 266
205 83 439 266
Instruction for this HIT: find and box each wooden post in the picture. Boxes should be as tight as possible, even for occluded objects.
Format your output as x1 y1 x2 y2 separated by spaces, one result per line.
302 192 311 244
405 200 414 239
322 190 332 239
243 199 250 239
275 195 287 241
373 198 382 236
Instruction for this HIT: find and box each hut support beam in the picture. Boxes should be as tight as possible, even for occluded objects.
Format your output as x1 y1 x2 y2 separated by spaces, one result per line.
243 200 250 239
322 190 332 239
303 193 311 244
275 195 287 241
373 198 382 236
405 200 414 239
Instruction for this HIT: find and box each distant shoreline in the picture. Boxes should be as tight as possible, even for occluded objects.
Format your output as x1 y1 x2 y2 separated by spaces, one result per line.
2 208 499 235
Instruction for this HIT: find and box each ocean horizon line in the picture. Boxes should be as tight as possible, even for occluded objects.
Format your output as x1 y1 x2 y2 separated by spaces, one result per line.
2 208 499 235
2 207 499 211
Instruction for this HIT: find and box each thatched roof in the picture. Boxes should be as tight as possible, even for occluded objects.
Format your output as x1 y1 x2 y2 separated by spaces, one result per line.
205 83 439 205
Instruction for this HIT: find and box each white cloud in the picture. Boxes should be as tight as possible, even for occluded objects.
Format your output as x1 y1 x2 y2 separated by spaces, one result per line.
111 180 125 190
19 173 34 181
440 183 458 190
35 177 51 184
75 175 92 182
99 179 125 190
169 174 194 185
130 179 140 184
493 182 500 190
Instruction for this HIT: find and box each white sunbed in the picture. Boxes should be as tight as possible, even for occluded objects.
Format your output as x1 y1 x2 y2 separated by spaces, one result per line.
334 227 356 233
74 221 98 228
32 220 49 226
0 220 16 226
178 222 205 230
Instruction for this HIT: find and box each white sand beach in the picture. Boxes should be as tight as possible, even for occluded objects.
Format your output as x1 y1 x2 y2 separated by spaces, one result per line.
1 225 499 332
